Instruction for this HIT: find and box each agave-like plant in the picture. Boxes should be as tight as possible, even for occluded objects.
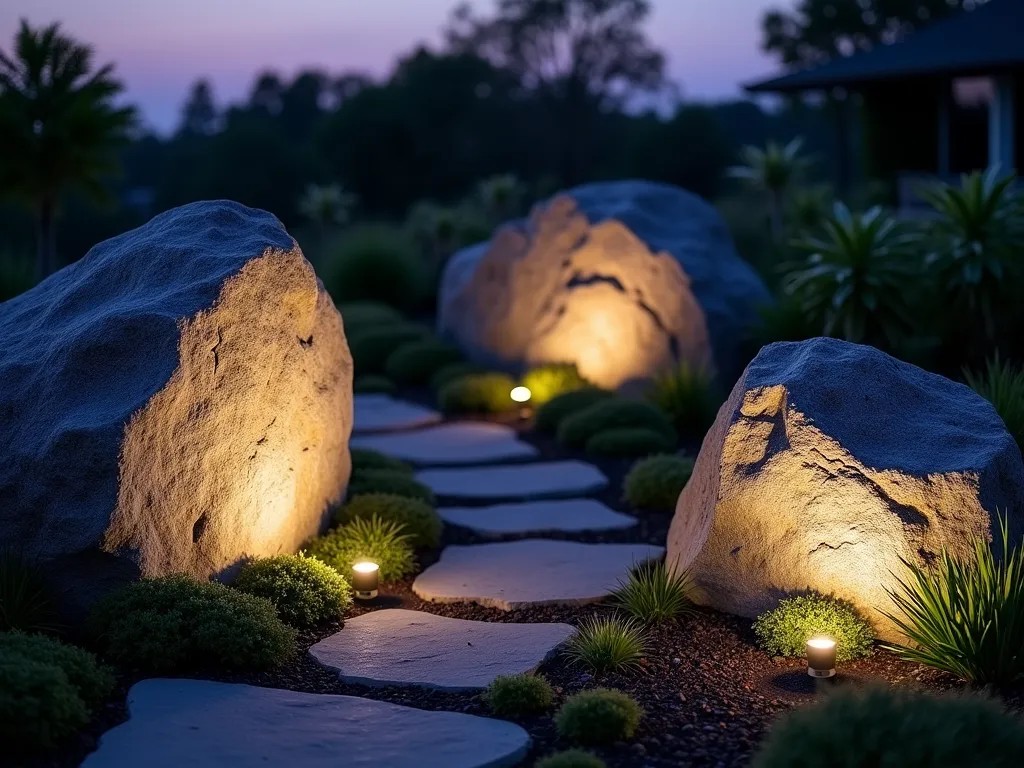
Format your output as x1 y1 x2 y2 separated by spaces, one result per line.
963 355 1024 455
297 183 356 232
728 137 811 241
782 202 921 347
918 167 1024 342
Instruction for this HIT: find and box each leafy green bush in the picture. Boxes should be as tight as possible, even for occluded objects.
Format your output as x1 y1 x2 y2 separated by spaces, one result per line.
339 300 404 335
535 388 616 434
484 673 554 717
305 516 416 581
322 224 426 310
614 561 692 623
335 493 442 548
348 323 430 375
753 593 875 662
521 363 590 406
438 372 516 414
348 469 436 505
622 454 693 511
883 515 1024 685
647 362 719 438
1 550 59 633
89 576 297 673
555 688 643 746
429 361 487 391
385 339 464 387
353 375 398 395
535 750 607 768
351 448 414 477
964 356 1024 454
234 554 353 628
584 427 674 458
0 658 88 752
563 615 647 673
0 632 114 707
557 400 675 450
751 684 1024 768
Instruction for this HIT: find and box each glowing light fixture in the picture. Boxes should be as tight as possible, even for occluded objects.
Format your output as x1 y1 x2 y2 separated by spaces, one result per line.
806 636 837 678
510 386 532 403
352 561 379 600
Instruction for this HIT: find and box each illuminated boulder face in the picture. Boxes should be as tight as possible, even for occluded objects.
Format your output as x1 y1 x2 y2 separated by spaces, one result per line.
667 337 1024 641
438 181 769 389
0 201 352 603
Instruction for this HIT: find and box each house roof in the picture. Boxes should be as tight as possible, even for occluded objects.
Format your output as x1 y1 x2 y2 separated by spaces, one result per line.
746 0 1024 92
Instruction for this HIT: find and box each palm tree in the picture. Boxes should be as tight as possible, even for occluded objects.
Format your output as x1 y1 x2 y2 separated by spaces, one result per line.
0 21 135 278
728 137 810 243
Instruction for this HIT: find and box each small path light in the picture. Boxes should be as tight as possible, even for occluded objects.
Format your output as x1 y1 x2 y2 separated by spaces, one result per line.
510 386 532 404
806 636 837 678
352 561 380 600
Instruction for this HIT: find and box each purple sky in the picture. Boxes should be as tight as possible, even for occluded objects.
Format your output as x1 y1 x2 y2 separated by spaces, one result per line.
3 0 781 134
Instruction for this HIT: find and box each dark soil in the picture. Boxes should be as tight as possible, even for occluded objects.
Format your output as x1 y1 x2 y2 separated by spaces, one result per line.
26 391 1024 768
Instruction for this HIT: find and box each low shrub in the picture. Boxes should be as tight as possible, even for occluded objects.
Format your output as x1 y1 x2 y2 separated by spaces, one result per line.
563 615 647 673
334 493 442 548
348 323 430 375
385 339 464 387
614 561 693 623
647 362 720 438
751 684 1024 768
555 688 643 746
484 673 554 717
305 516 416 581
89 576 297 673
1 549 60 633
0 632 114 707
535 750 607 768
438 372 516 414
883 515 1024 685
429 361 487 391
234 554 353 628
535 388 616 434
753 593 875 662
322 224 426 310
353 375 398 395
584 427 674 458
339 300 404 334
964 356 1024 454
521 363 590 406
557 400 675 450
351 448 414 477
622 454 694 511
348 469 436 505
0 658 88 752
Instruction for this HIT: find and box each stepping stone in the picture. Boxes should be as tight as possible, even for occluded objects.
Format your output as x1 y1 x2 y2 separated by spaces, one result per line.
310 609 575 690
413 539 665 609
416 460 607 500
351 422 537 465
439 499 636 536
353 394 441 434
83 679 529 768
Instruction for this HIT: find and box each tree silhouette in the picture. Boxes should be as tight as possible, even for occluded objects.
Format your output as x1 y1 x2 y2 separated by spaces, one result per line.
179 79 218 136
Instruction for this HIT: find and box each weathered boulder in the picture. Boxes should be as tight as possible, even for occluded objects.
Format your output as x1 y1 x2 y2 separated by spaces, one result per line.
0 201 352 605
667 337 1024 641
438 180 770 389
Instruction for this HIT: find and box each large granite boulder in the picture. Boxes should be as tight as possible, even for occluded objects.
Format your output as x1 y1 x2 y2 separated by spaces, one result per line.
438 180 770 389
0 201 352 606
667 337 1024 641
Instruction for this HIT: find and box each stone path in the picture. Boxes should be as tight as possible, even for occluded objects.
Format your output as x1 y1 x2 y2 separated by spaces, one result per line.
353 394 441 434
439 498 636 536
351 422 537 465
83 679 529 768
417 460 608 500
309 609 575 690
413 539 665 609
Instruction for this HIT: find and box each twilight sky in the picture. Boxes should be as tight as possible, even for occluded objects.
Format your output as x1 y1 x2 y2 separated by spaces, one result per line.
2 0 781 134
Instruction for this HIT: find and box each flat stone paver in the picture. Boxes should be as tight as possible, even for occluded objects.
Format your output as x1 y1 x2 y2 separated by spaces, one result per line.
413 539 664 609
351 422 537 465
83 679 528 768
416 460 607 500
353 394 441 434
310 609 575 690
439 499 636 536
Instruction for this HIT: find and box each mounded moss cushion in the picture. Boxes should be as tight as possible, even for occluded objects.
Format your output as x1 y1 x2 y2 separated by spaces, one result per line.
438 372 516 414
622 454 694 511
353 375 398 395
350 447 414 476
347 468 436 505
535 388 616 434
334 492 443 548
557 399 676 449
584 427 675 458
430 361 488 392
348 324 430 375
385 339 464 387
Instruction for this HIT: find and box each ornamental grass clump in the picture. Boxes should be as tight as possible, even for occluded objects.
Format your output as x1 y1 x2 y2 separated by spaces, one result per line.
234 554 353 628
484 673 554 717
305 516 416 581
646 362 719 438
563 614 647 673
622 454 693 511
753 592 875 662
0 549 60 633
883 515 1024 686
535 750 607 768
334 493 442 548
613 561 693 623
555 688 643 746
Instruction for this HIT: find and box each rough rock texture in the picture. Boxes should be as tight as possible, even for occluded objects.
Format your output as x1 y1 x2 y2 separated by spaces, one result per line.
438 180 770 388
351 422 537 465
83 679 529 768
353 394 441 433
416 461 607 500
310 609 575 690
667 337 1024 640
0 201 352 600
